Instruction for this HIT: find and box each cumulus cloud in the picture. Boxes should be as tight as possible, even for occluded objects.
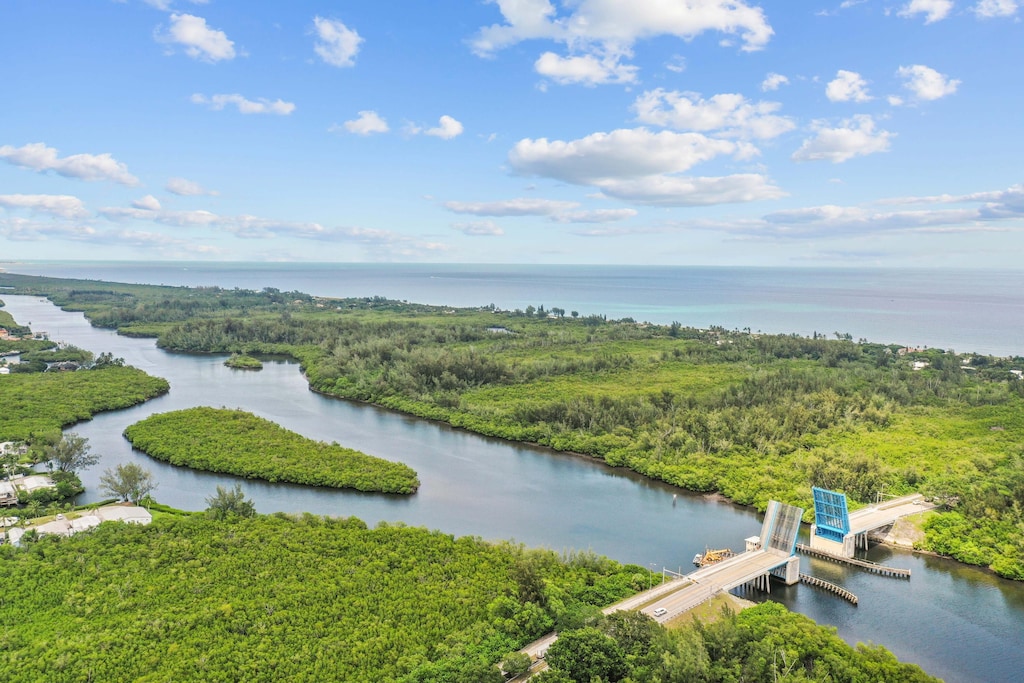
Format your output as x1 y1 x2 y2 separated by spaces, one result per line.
425 115 464 139
472 0 772 86
159 13 235 61
132 195 162 211
451 220 505 236
191 93 296 115
898 0 954 23
509 128 739 184
313 16 362 67
0 194 88 219
472 0 774 56
973 0 1019 17
508 127 782 207
444 198 579 216
166 177 217 196
761 72 789 91
534 51 638 85
897 64 960 100
632 89 795 140
0 142 139 185
337 110 389 135
792 115 893 163
826 70 872 102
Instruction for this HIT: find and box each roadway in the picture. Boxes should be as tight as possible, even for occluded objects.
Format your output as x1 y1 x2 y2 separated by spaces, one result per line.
847 494 935 534
516 549 791 674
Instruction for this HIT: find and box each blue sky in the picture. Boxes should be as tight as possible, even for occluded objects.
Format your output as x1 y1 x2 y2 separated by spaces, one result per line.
1 0 1022 266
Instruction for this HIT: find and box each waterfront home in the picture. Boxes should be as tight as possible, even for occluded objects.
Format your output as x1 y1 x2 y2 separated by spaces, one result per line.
4 504 153 545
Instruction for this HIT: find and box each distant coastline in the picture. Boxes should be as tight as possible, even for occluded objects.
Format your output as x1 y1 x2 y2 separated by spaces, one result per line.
3 260 1023 357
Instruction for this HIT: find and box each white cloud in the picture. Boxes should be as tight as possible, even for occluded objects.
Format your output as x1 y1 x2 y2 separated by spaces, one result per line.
425 115 464 140
313 16 362 67
132 195 162 211
191 93 296 115
632 89 795 140
94 199 450 257
897 64 960 100
472 0 774 56
877 184 1024 220
0 217 97 242
451 220 505 236
166 177 217 196
472 0 772 87
338 110 389 135
665 55 687 73
534 51 638 85
761 72 789 92
551 209 638 223
509 128 737 184
144 0 211 10
0 142 139 185
508 127 781 207
0 194 88 219
160 13 235 61
973 0 1019 17
792 115 893 163
673 184 1024 240
594 174 786 206
898 0 954 23
826 70 872 102
444 198 579 216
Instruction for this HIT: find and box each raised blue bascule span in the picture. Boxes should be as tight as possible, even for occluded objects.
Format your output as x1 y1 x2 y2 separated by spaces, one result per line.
811 487 851 543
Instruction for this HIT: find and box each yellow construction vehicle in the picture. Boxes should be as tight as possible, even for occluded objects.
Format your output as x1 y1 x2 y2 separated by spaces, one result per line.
692 547 736 567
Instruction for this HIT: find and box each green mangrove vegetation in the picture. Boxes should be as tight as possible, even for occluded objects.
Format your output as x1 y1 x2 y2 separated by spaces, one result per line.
535 603 936 683
0 512 645 682
2 272 1022 578
224 353 263 369
0 366 170 442
123 407 419 494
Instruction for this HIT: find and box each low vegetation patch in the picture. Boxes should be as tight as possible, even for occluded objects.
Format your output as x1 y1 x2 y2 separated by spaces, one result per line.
123 407 419 494
224 353 262 370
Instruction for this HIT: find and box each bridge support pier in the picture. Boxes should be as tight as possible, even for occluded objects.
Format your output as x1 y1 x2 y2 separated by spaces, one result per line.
783 555 800 585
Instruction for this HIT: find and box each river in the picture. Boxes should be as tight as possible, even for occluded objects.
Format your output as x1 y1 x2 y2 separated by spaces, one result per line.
2 294 1022 682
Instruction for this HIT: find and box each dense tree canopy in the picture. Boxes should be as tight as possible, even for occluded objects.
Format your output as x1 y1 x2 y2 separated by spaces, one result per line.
0 364 169 442
0 513 646 682
537 604 937 683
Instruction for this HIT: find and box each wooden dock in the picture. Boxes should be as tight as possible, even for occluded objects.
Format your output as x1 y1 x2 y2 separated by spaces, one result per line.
799 573 858 604
796 543 911 578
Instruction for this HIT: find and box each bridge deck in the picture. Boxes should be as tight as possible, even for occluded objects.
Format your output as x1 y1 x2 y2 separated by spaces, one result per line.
847 494 934 534
516 550 789 671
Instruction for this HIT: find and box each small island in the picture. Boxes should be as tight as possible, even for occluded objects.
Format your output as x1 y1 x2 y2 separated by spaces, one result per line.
224 353 263 370
123 407 419 494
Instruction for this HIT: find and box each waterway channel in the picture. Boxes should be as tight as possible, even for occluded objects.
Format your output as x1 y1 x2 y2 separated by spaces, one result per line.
2 295 1022 683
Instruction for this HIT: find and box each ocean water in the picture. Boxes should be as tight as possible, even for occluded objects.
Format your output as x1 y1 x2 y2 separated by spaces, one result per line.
3 261 1023 357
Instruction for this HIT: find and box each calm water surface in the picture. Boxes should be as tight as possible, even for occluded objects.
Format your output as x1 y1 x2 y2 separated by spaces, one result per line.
2 294 1023 683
